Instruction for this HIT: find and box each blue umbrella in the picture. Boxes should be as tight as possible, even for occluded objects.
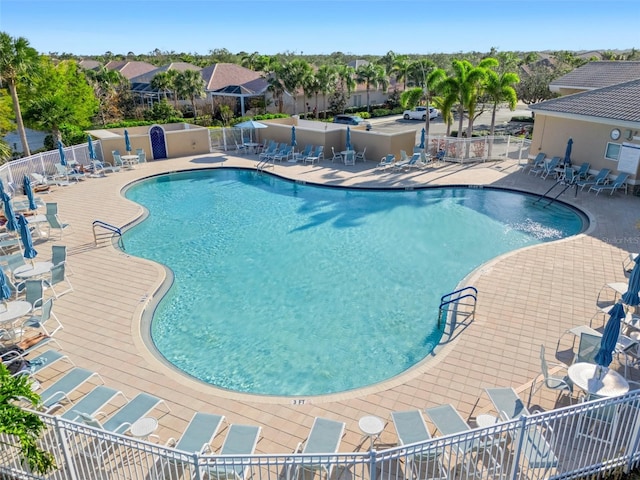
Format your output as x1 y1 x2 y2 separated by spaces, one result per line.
622 258 640 306
563 138 573 168
17 214 37 263
594 302 625 368
1 191 17 232
0 178 5 195
419 128 426 149
87 134 96 160
124 129 131 153
0 268 11 305
58 140 67 166
23 175 37 212
291 126 297 148
346 126 352 151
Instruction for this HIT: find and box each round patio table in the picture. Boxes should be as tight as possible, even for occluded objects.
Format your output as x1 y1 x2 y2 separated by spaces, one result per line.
568 362 629 397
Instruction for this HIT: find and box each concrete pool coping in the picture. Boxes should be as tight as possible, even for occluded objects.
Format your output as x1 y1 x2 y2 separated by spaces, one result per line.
34 152 640 453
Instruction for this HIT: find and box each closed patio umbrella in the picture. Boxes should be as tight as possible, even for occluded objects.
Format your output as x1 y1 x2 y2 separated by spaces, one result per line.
622 258 640 307
87 134 96 160
58 140 67 166
0 268 11 308
346 126 352 151
419 128 426 149
17 213 37 265
1 191 17 232
594 302 625 368
291 126 297 148
563 138 573 167
124 129 131 153
23 175 37 212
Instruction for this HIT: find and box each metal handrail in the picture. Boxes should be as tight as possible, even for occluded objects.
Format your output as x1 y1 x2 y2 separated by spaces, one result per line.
438 286 478 329
92 220 125 250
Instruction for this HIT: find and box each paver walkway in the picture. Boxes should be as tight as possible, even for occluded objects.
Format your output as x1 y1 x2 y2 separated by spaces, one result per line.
30 152 640 454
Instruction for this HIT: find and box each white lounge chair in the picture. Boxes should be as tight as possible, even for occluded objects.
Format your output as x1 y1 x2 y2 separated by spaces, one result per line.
288 417 345 480
204 424 262 480
168 412 226 454
61 385 127 422
36 367 104 413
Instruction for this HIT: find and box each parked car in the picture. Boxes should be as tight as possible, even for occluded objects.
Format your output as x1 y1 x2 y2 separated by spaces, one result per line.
403 106 439 121
333 114 372 130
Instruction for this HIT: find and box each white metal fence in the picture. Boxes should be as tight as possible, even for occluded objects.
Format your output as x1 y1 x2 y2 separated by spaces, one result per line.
424 135 531 164
2 391 640 479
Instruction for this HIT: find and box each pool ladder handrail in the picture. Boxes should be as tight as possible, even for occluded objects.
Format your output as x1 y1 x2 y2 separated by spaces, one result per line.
438 286 478 329
93 220 125 250
256 155 274 171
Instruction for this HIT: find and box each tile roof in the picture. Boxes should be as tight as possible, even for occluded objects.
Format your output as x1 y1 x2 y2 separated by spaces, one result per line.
530 78 640 122
105 60 157 80
200 63 267 94
129 62 201 84
550 61 640 90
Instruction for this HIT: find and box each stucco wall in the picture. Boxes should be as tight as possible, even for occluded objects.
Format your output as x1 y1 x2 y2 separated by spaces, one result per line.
530 113 640 182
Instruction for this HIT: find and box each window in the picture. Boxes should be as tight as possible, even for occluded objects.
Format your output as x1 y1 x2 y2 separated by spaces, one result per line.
605 142 621 161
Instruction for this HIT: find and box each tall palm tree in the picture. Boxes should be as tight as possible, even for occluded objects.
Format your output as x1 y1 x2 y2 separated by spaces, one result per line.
336 64 356 103
266 73 285 114
485 68 519 156
302 71 322 117
166 69 181 108
280 59 312 114
355 63 388 113
391 55 411 91
440 58 496 138
240 52 260 70
431 95 456 137
0 32 40 157
150 71 173 101
174 69 205 119
316 64 337 118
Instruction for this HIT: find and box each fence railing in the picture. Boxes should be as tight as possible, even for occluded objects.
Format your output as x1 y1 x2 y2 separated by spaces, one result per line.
424 135 531 164
2 391 640 479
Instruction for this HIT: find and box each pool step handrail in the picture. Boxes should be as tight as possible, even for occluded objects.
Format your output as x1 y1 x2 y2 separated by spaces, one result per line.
438 286 478 329
256 156 274 171
93 220 125 250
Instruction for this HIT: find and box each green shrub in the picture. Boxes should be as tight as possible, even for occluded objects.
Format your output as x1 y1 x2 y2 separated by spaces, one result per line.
371 109 391 117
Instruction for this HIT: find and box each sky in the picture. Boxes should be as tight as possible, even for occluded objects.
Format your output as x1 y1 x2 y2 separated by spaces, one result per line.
0 0 638 57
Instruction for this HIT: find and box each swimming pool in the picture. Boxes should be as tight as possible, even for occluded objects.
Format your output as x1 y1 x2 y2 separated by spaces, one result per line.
124 169 585 396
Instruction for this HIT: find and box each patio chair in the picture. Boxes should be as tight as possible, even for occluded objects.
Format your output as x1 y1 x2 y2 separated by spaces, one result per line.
45 213 72 240
24 279 45 310
343 151 355 166
589 172 630 196
355 147 366 162
394 153 420 171
203 424 262 480
52 244 74 275
90 160 120 175
43 263 73 298
77 392 170 435
574 331 602 364
288 417 345 480
391 410 448 480
20 298 63 339
304 145 324 165
273 145 293 162
484 387 558 472
258 142 277 161
53 163 85 183
576 167 610 191
36 367 104 413
376 154 395 171
292 145 313 162
8 348 73 380
525 153 546 174
60 385 128 422
330 147 343 163
425 404 504 477
528 344 574 406
574 162 591 180
167 412 226 454
540 157 560 180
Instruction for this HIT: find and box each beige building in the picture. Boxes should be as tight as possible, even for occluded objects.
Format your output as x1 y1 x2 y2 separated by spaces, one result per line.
530 62 640 187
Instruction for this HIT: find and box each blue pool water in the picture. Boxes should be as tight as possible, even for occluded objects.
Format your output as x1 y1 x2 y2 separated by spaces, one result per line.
124 169 585 396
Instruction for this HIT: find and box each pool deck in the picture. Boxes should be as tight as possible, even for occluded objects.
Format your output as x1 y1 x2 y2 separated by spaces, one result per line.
30 152 640 454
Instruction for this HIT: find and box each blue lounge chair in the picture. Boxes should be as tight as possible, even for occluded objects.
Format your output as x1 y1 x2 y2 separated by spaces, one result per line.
485 387 558 472
589 172 629 196
169 412 226 454
61 385 127 422
37 367 104 413
391 410 448 479
574 162 590 180
288 417 345 480
204 424 262 480
425 404 504 476
376 154 395 170
525 153 546 174
394 153 421 171
576 167 610 191
540 157 560 180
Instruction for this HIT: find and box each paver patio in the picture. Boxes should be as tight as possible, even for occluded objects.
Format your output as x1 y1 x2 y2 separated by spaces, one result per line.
27 152 640 454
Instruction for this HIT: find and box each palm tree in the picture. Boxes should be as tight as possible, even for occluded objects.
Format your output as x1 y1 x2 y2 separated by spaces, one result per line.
355 63 388 113
485 69 520 137
431 95 456 137
336 65 356 99
391 55 411 91
174 69 205 119
166 69 181 108
240 52 260 70
266 74 286 114
315 65 337 118
85 65 125 126
150 71 173 102
440 58 497 138
280 59 312 114
0 32 40 157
